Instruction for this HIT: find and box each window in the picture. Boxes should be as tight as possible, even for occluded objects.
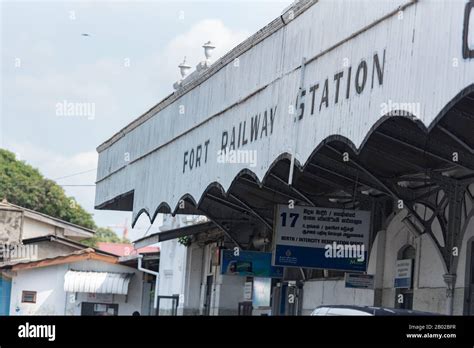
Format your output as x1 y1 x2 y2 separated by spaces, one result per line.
21 291 36 303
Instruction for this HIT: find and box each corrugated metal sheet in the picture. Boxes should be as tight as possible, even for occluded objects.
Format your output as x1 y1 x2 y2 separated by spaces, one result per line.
95 0 474 224
64 270 133 295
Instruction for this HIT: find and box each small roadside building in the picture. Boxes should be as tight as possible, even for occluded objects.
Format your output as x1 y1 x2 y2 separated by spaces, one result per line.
2 248 144 316
0 200 153 316
0 200 95 315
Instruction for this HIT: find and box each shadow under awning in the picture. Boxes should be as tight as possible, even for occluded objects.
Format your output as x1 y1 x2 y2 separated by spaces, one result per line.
134 221 215 249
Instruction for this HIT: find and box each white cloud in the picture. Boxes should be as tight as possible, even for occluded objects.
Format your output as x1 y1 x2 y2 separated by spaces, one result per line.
147 19 251 97
11 63 121 118
10 143 97 179
165 19 250 70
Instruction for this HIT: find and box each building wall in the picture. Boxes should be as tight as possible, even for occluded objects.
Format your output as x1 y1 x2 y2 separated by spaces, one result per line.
378 208 471 315
157 215 209 315
0 209 92 252
302 280 374 315
456 214 474 315
141 282 153 315
35 241 79 260
212 273 246 315
198 243 213 315
0 209 22 244
157 237 249 316
157 238 187 315
22 217 59 240
10 264 68 315
9 260 143 315
183 244 204 315
197 243 248 316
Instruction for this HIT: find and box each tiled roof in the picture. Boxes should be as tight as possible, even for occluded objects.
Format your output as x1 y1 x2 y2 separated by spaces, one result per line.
97 242 159 257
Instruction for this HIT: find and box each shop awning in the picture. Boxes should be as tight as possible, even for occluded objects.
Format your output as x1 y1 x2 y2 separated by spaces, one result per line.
64 270 133 295
134 221 215 248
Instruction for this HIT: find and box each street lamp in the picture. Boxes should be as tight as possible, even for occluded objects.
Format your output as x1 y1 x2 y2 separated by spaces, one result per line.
178 56 192 78
202 41 215 61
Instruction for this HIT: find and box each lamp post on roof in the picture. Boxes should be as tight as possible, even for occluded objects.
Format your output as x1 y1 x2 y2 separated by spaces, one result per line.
178 56 192 78
196 41 216 72
174 57 192 90
203 41 216 61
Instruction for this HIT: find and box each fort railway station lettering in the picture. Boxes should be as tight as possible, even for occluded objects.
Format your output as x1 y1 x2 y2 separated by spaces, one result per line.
182 49 385 174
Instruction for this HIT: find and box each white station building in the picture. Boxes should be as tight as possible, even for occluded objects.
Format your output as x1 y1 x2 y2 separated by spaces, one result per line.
95 0 474 315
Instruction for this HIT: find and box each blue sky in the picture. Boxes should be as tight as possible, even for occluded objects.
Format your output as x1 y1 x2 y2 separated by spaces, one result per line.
0 0 292 240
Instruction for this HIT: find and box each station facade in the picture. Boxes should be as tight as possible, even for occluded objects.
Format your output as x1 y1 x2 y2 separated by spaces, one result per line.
95 0 474 315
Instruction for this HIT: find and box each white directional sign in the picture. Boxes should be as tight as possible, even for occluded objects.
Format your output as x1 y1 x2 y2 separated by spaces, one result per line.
273 205 370 271
394 259 413 289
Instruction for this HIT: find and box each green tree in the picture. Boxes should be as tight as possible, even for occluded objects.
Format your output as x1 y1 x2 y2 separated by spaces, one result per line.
0 148 96 230
81 227 130 247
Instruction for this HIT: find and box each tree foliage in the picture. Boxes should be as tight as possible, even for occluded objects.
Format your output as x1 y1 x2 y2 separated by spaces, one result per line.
0 148 96 230
81 227 130 247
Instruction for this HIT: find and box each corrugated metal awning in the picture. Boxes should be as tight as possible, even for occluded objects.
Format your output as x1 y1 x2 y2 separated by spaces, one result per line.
64 270 133 295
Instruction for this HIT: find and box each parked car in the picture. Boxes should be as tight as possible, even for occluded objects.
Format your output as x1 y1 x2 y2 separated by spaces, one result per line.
310 305 438 316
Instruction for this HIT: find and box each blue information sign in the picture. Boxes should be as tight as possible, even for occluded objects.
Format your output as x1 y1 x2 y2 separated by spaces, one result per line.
221 250 283 278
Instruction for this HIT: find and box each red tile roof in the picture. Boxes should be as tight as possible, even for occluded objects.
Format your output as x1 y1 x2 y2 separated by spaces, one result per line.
97 242 159 257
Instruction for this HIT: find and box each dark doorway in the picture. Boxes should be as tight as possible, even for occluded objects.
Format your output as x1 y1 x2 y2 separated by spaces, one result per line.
469 241 474 315
156 295 179 315
271 281 303 316
204 275 213 316
81 302 118 316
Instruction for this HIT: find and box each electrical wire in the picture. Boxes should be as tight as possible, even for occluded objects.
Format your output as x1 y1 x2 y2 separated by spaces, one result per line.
54 168 97 181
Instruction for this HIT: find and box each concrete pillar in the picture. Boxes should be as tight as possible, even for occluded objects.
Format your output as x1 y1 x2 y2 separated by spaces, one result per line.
443 273 456 315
